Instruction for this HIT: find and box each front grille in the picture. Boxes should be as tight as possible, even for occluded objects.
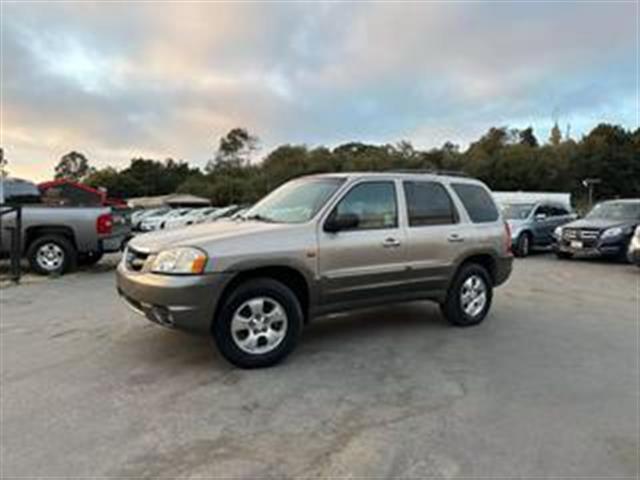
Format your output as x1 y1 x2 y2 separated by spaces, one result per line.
562 228 601 248
125 246 149 272
578 229 600 240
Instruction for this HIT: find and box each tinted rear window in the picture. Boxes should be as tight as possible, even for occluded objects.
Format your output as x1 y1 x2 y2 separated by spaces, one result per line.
404 181 457 226
451 183 499 223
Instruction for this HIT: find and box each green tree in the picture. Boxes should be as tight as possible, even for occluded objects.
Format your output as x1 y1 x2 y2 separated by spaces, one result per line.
85 167 143 199
54 151 94 181
207 128 259 172
519 127 538 147
549 123 562 146
0 147 8 178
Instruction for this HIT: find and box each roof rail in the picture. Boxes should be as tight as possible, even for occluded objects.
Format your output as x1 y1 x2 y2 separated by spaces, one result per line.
386 169 469 177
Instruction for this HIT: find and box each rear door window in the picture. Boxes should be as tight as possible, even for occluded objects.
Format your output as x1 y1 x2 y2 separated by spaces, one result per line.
403 181 457 226
451 183 499 223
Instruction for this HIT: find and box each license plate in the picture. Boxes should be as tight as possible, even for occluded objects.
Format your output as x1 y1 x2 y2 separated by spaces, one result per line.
570 240 583 249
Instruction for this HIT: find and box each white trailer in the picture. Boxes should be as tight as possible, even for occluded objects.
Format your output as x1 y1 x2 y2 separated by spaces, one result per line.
493 191 572 210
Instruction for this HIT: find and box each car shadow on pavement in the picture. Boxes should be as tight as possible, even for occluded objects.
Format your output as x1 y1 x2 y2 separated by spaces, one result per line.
123 302 448 372
301 301 448 348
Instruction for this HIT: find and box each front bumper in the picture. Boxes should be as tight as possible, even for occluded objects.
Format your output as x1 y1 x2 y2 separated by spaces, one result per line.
553 237 627 258
116 262 233 334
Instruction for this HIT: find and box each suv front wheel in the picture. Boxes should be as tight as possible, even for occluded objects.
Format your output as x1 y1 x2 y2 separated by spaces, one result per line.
213 278 303 368
441 263 493 327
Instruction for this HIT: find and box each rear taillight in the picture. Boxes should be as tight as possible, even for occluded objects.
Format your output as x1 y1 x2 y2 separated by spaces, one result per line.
97 213 113 235
503 221 512 255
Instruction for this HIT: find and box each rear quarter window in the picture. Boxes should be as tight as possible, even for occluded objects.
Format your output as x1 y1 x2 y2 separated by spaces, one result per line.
451 183 499 223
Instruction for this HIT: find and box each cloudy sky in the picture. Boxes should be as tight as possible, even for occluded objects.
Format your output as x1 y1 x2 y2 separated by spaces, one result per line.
1 1 638 181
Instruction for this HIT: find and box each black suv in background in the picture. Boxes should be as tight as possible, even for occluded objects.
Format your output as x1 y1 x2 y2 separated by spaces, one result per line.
553 199 640 262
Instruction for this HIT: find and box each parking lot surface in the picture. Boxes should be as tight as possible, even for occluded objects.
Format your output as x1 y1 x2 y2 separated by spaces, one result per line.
1 255 638 478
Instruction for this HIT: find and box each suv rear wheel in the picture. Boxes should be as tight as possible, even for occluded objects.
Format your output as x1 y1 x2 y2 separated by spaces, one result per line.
213 278 303 368
27 234 77 275
441 263 493 327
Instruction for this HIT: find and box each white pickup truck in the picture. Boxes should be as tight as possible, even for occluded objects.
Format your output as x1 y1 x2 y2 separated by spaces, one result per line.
0 178 131 275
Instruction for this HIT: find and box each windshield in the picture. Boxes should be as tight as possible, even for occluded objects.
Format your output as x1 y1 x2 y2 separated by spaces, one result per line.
586 202 640 221
502 203 535 220
244 177 345 223
209 206 237 219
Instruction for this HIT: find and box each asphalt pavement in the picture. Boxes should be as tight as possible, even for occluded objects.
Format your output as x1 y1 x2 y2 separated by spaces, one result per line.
1 254 638 478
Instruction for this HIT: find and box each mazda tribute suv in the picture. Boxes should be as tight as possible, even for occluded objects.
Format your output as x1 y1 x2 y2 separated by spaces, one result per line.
117 172 513 368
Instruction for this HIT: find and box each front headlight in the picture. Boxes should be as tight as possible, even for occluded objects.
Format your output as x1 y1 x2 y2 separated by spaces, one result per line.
601 227 623 239
554 226 563 238
150 247 208 274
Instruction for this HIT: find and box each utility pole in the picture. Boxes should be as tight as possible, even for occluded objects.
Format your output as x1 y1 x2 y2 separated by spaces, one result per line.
582 178 601 209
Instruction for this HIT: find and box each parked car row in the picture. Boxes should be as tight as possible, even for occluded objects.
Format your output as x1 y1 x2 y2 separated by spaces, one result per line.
132 205 246 232
499 196 640 266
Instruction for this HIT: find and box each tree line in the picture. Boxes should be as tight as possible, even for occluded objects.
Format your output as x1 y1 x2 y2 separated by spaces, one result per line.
47 123 640 206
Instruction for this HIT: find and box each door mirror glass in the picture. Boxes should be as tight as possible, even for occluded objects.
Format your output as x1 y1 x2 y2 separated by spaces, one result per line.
324 213 360 233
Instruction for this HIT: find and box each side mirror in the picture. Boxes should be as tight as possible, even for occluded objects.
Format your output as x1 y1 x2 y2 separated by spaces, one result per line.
324 213 359 233
535 213 547 221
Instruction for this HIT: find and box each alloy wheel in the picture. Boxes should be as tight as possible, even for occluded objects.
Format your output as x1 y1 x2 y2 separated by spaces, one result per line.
231 297 288 355
460 274 487 318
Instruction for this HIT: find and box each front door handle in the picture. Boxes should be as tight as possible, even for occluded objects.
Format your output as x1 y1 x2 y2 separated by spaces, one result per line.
382 237 401 248
447 233 464 243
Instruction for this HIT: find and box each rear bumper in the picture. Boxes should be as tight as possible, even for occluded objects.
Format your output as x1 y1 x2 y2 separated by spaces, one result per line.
494 256 513 286
116 262 233 334
100 234 129 253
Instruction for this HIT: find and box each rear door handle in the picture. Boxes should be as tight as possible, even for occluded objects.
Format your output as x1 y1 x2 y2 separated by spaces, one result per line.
382 237 401 248
447 233 464 243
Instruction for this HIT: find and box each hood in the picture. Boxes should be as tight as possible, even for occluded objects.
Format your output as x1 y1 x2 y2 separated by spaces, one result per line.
563 217 638 231
129 219 287 253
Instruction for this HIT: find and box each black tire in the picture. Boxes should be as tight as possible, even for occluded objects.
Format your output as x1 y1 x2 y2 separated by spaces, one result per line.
213 278 304 368
555 251 573 260
440 263 493 327
513 232 532 257
26 234 77 275
78 251 104 266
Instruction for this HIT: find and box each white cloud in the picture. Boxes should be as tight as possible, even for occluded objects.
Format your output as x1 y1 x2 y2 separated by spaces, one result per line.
1 1 636 181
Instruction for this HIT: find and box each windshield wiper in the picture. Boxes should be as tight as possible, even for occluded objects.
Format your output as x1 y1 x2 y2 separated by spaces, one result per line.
243 213 277 223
